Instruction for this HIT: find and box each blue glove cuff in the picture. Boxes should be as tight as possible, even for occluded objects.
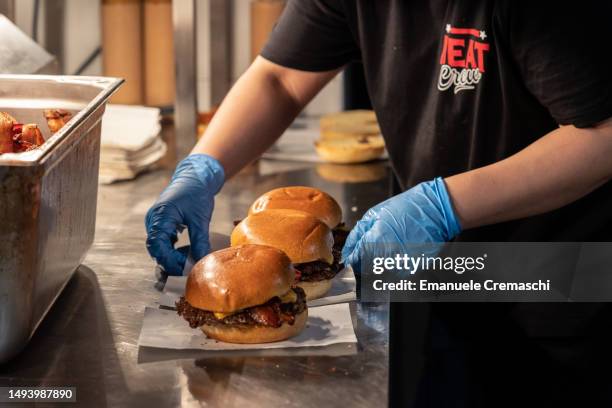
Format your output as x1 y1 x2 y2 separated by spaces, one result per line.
432 177 462 240
174 153 226 195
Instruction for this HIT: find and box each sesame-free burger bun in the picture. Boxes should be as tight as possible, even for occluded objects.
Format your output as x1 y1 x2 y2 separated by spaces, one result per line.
231 209 334 264
201 309 308 344
319 110 380 136
185 244 294 313
248 186 342 228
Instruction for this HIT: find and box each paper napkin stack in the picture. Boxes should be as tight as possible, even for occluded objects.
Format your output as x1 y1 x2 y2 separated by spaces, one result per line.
99 105 167 184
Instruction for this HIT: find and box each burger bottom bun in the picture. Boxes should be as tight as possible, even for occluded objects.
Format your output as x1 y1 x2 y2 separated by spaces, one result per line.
314 138 385 164
320 129 381 140
201 310 308 344
297 279 333 300
316 162 387 183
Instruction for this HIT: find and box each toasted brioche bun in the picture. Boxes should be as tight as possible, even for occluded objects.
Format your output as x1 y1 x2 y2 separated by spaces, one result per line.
297 279 333 300
320 128 381 140
315 137 385 164
320 110 380 135
249 186 342 228
231 209 334 264
201 309 308 344
316 163 387 183
185 244 294 313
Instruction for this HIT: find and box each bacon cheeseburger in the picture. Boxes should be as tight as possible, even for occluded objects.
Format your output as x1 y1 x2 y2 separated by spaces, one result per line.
176 244 307 344
231 208 340 300
248 186 349 275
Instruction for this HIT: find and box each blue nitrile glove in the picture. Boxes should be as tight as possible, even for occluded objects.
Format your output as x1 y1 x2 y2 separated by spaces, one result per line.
342 177 461 273
145 154 225 275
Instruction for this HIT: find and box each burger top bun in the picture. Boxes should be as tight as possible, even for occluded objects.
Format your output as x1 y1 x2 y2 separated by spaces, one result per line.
185 244 294 313
231 209 334 265
319 110 380 135
248 186 342 228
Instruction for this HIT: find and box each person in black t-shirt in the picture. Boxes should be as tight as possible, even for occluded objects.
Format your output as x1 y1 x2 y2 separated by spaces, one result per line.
145 1 612 405
146 0 612 270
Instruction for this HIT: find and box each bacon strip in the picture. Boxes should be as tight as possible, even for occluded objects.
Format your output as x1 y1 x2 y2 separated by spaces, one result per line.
0 111 47 154
44 109 72 133
12 124 44 153
0 112 16 153
19 124 44 145
250 304 282 327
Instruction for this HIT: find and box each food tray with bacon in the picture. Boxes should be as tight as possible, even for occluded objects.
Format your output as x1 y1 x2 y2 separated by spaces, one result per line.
0 75 122 363
0 109 73 153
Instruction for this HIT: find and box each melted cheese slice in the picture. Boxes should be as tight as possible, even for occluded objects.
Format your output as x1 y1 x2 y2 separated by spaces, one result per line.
279 289 297 303
213 311 235 320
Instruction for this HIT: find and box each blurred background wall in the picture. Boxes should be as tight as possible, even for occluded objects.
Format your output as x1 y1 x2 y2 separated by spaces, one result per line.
10 0 342 114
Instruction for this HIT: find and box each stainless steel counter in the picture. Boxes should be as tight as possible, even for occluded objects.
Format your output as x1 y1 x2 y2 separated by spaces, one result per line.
0 157 391 407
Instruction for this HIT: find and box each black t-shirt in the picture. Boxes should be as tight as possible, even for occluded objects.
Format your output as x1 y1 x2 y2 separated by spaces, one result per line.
263 5 612 394
262 0 612 241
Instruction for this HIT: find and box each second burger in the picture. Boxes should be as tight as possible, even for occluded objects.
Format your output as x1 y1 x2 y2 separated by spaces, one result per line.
247 186 349 273
231 209 341 300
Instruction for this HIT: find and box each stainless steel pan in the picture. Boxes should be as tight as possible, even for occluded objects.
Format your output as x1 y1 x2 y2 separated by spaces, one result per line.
0 75 122 363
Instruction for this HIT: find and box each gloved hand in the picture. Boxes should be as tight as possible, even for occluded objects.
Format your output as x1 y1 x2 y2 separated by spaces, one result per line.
341 177 462 273
145 154 225 275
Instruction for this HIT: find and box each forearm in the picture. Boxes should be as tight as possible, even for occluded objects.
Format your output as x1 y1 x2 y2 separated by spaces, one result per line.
445 120 612 229
191 57 339 178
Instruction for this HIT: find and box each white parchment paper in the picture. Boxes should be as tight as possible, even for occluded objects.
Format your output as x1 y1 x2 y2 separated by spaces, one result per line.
138 303 357 351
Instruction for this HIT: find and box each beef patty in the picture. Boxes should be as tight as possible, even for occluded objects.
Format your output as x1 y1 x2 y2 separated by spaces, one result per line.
176 287 307 329
295 224 348 282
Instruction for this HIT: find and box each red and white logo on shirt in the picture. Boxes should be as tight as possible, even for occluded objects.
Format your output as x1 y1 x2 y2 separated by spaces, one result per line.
438 24 490 94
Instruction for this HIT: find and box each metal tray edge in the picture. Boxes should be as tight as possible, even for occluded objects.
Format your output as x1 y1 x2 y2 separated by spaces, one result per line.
0 75 124 167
